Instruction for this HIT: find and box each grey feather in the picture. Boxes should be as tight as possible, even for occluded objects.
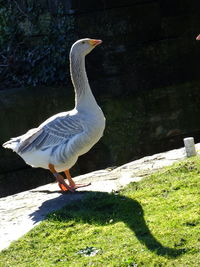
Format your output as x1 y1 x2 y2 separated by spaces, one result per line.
18 114 83 154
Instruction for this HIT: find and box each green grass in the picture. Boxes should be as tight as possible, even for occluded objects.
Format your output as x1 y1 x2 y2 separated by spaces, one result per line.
1 157 200 267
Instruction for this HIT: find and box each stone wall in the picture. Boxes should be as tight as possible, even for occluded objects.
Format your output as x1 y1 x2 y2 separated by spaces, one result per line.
1 1 200 90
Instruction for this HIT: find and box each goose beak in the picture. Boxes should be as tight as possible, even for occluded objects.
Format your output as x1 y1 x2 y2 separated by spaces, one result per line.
196 34 200 40
89 39 102 46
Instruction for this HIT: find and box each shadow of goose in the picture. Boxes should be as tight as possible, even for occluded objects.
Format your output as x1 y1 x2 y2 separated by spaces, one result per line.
30 190 185 258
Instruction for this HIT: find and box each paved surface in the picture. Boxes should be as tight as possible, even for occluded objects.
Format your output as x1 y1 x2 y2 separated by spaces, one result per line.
1 144 199 251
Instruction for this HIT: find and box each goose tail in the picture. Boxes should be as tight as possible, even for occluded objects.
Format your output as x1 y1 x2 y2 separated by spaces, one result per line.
2 128 40 153
3 137 21 152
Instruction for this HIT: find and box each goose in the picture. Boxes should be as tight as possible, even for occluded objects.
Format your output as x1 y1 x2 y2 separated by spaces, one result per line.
3 38 106 192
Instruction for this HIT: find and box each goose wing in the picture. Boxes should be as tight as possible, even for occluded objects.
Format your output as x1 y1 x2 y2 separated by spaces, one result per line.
18 113 84 154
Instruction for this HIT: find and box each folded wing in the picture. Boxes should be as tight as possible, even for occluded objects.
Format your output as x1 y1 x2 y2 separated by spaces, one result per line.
17 114 83 154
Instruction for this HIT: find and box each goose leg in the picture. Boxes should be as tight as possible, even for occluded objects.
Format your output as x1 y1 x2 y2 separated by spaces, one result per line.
64 169 91 189
48 164 74 192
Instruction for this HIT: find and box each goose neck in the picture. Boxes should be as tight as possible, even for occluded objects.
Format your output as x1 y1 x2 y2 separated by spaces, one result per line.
70 53 96 109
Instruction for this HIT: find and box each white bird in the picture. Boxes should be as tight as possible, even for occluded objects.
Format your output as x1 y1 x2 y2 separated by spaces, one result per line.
3 38 106 192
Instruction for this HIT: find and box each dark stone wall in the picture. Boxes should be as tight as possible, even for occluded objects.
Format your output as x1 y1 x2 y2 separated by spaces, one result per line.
1 1 200 91
1 0 200 196
76 0 200 95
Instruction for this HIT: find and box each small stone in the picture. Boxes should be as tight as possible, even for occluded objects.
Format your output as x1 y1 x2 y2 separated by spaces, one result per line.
183 137 196 157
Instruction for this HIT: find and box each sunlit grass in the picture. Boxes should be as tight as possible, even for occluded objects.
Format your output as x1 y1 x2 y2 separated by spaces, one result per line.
1 157 200 266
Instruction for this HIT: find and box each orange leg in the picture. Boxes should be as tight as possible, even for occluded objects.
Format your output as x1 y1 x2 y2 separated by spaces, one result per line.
48 164 74 192
64 169 76 187
64 169 91 189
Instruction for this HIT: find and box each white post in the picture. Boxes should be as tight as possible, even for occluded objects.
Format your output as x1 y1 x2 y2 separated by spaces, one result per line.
183 137 196 157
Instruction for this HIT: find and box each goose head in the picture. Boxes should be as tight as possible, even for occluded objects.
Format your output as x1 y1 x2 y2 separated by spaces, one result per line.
70 38 102 57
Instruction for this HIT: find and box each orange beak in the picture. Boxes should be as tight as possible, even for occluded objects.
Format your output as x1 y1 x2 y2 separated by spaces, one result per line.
196 34 200 40
89 39 102 46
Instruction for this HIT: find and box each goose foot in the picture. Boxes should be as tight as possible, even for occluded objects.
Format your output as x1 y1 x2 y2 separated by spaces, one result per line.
64 169 91 190
48 164 75 192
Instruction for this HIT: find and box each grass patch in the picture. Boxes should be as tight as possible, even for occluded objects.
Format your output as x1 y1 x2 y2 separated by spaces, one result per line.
1 157 200 266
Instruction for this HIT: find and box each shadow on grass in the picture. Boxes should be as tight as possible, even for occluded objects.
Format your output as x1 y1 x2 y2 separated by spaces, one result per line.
31 190 185 258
